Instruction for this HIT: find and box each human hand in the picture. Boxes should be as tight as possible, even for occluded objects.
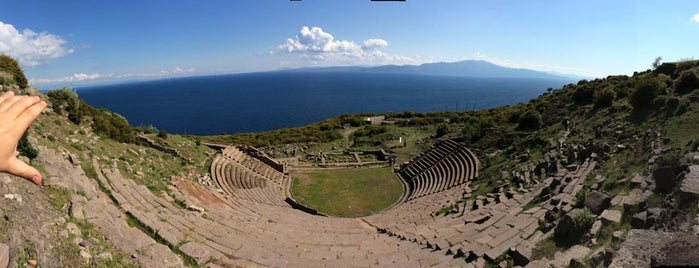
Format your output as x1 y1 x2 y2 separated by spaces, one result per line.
0 91 47 185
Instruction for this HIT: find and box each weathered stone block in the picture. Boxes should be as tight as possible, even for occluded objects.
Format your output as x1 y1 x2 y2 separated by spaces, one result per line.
584 191 611 215
654 166 676 193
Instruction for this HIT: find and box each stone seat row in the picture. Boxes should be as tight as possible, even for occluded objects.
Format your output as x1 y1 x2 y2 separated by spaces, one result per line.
98 161 467 266
366 158 595 263
400 140 480 201
210 154 289 207
221 146 286 186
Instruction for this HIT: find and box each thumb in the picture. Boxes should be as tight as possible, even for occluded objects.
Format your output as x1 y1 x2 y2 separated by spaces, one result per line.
6 158 42 185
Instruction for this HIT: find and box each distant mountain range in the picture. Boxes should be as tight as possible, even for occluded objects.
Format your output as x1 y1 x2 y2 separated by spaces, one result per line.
285 60 581 80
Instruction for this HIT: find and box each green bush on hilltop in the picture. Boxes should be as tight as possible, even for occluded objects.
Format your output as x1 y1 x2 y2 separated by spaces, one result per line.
517 109 542 130
572 85 594 105
92 109 136 143
630 76 665 113
593 85 616 108
0 54 28 88
675 68 699 95
47 88 86 124
435 124 449 137
47 87 138 143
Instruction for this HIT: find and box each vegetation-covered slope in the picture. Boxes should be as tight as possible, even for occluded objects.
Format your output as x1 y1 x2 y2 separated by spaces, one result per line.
2 53 699 266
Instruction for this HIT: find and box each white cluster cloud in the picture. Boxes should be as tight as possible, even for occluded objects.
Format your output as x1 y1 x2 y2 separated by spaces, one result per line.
0 21 73 66
279 26 363 57
277 26 415 65
362 39 389 50
30 66 195 85
692 12 699 24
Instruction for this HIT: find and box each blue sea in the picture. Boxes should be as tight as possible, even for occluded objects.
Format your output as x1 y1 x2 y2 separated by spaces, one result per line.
76 72 571 135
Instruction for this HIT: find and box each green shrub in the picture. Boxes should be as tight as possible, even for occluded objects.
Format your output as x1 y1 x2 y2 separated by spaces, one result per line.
435 124 449 137
47 88 79 116
593 85 616 108
18 131 38 160
655 150 682 168
0 75 12 86
677 59 699 72
555 208 596 246
675 98 690 116
675 69 699 95
70 142 84 151
630 76 664 113
0 54 28 88
517 109 542 130
339 115 364 127
461 123 482 142
660 96 688 116
572 208 596 233
92 109 136 143
353 125 387 137
574 188 589 208
572 85 594 105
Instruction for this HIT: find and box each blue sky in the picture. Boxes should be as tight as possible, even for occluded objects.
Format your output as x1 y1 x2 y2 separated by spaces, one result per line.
1 0 698 88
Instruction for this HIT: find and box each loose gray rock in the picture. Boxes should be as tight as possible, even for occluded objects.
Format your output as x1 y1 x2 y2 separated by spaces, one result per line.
553 212 574 239
80 249 92 260
96 252 113 260
632 211 648 229
600 209 622 223
584 191 611 215
589 247 612 267
680 165 699 194
66 222 81 237
0 174 11 185
611 229 699 267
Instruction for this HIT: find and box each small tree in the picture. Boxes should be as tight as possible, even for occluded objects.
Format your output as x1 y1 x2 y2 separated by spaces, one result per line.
652 56 663 69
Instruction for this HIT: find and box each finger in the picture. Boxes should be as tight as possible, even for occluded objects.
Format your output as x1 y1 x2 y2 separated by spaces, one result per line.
0 95 23 113
12 100 47 136
6 96 42 119
5 157 42 185
0 91 14 102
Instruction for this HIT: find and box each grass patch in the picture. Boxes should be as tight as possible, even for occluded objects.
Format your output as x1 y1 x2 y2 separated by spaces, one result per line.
123 212 199 267
68 218 137 268
665 102 699 148
291 167 403 217
15 241 36 267
531 237 559 260
44 186 73 211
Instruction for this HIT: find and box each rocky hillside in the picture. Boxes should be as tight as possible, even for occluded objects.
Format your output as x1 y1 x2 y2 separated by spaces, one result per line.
1 53 699 267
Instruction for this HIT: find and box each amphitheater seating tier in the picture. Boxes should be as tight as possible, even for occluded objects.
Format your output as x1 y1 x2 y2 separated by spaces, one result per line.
95 141 507 266
399 139 479 201
210 146 290 207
